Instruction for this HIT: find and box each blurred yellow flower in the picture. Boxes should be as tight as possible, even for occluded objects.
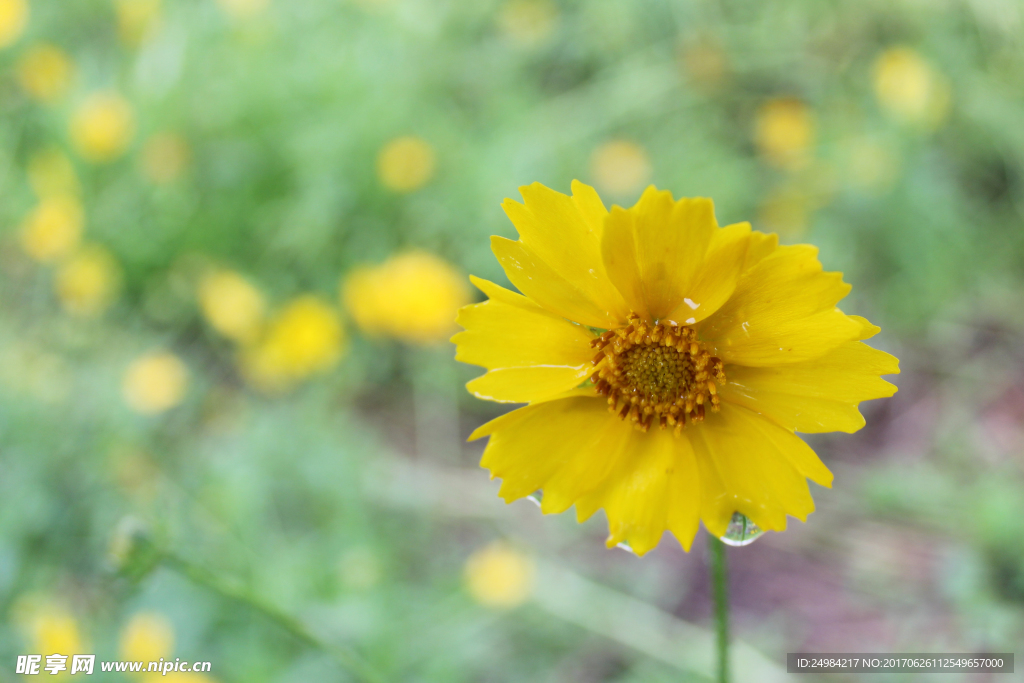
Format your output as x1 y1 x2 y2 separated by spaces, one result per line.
70 92 136 163
873 47 951 129
14 599 84 657
498 0 557 46
116 0 162 47
19 195 84 263
0 0 28 48
17 44 74 102
343 251 470 345
120 612 174 663
464 542 535 608
243 296 345 389
198 269 265 343
755 98 814 170
54 245 121 317
141 132 190 184
216 0 270 21
377 136 436 192
27 148 80 198
590 140 652 197
123 352 189 415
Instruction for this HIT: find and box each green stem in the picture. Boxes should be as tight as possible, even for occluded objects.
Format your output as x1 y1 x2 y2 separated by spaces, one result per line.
708 535 730 683
160 552 385 683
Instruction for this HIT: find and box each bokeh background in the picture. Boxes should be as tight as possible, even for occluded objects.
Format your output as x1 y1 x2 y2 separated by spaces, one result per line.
1 0 1023 680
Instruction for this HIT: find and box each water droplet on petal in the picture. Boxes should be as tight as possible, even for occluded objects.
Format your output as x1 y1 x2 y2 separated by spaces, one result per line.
526 492 542 507
615 541 636 555
719 512 764 547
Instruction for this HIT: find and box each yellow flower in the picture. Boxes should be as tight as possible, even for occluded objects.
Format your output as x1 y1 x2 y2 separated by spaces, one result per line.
14 598 84 658
198 269 265 343
141 132 190 184
377 136 435 192
120 612 174 663
873 47 950 129
453 182 899 555
498 0 557 47
464 541 535 608
0 0 28 48
242 296 345 390
70 92 136 163
123 352 189 414
115 0 162 46
19 195 84 263
17 44 74 102
343 251 470 345
754 98 814 170
590 140 652 197
54 244 121 317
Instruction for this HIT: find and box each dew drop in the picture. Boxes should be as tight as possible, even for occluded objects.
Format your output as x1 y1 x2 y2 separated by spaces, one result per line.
719 512 764 547
526 492 542 508
615 541 637 555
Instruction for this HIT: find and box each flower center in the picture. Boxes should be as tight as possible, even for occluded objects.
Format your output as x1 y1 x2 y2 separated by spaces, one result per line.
590 313 725 433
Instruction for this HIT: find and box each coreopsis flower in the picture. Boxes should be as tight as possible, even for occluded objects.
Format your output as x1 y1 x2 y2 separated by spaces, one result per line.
17 44 74 102
13 597 85 657
54 244 121 317
873 47 950 129
0 0 28 48
453 182 899 555
19 195 84 263
70 92 136 163
197 269 265 343
342 251 470 345
241 296 345 390
754 98 815 170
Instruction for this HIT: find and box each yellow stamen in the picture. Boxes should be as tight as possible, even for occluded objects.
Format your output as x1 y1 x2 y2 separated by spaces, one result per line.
592 312 726 433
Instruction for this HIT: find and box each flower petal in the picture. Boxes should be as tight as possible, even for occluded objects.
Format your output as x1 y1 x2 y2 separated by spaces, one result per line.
601 187 718 321
476 396 630 502
453 276 595 370
719 338 900 433
663 221 752 325
575 428 703 555
689 403 825 534
496 182 629 327
454 276 597 403
699 244 860 366
465 366 592 403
